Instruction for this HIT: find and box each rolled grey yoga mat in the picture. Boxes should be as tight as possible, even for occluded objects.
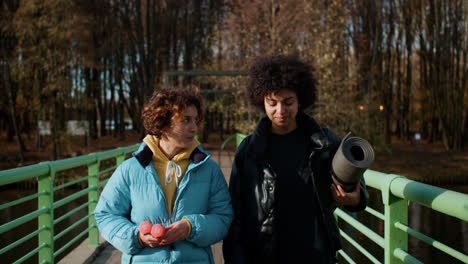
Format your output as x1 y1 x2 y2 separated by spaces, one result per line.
331 132 375 192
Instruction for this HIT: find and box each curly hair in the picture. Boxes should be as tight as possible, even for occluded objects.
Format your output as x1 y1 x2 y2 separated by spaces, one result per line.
142 87 203 137
247 54 317 112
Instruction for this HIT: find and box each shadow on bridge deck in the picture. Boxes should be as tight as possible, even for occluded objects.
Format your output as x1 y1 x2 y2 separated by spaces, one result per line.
59 150 234 264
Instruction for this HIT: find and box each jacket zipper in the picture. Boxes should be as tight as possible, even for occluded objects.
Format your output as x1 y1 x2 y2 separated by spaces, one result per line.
145 163 172 260
167 161 204 261
146 164 171 222
171 155 207 222
171 164 194 222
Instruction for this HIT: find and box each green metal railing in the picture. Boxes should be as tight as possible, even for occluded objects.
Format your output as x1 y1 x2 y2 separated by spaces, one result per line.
220 133 247 150
336 170 468 264
222 133 468 264
2 134 468 264
0 144 139 264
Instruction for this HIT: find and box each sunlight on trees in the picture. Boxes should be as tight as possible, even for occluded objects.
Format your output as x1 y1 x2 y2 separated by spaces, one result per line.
1 0 467 162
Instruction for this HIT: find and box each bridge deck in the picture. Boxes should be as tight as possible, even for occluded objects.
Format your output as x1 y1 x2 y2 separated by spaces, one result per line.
58 150 234 264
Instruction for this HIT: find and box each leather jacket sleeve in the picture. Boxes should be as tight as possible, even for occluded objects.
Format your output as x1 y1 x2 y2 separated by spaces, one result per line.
222 138 249 264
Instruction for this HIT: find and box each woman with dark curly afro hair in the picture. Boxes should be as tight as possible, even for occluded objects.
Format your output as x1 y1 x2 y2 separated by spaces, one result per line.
95 87 233 264
223 55 367 264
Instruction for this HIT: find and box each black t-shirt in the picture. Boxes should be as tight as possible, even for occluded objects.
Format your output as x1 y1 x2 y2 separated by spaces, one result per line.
269 127 330 263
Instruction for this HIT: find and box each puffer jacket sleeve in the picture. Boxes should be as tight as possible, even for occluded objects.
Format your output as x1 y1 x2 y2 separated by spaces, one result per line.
222 138 249 264
184 161 234 247
94 162 143 255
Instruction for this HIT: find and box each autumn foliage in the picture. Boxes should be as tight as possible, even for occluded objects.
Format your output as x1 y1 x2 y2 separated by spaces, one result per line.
1 0 468 167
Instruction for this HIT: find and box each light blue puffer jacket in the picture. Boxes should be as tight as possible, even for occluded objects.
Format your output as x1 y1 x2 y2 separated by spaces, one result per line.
94 143 233 263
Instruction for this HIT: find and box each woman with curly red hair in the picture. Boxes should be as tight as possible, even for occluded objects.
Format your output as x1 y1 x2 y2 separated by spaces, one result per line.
95 87 233 263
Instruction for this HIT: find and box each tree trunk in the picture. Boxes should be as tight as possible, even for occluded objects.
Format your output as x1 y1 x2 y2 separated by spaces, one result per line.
50 91 58 160
3 54 26 164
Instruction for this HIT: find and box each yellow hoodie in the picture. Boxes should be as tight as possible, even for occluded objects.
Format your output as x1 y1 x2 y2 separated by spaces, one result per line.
143 135 200 218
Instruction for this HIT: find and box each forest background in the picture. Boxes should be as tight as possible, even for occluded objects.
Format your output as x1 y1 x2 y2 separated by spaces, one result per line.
1 0 468 183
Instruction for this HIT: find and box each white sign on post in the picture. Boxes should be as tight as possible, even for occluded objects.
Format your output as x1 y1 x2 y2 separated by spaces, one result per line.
38 120 89 135
414 132 421 141
38 121 51 135
67 120 89 136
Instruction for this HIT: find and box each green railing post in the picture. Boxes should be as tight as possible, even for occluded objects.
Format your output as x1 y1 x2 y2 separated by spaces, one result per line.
236 133 247 148
116 149 126 166
38 162 55 264
88 154 100 246
382 174 408 264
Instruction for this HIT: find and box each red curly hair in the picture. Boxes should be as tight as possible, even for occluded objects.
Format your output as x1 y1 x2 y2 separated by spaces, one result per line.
142 88 203 137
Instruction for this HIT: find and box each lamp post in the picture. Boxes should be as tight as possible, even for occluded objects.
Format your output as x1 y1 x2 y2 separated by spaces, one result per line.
359 105 364 134
399 104 404 144
379 105 384 141
414 132 421 152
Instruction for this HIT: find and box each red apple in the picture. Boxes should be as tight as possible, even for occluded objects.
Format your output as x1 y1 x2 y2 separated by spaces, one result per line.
151 224 167 238
138 221 153 235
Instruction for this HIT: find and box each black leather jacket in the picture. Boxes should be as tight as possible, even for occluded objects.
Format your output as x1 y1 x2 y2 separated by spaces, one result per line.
222 114 368 263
